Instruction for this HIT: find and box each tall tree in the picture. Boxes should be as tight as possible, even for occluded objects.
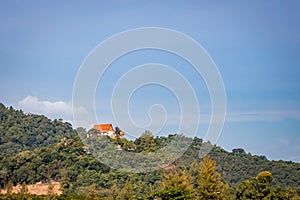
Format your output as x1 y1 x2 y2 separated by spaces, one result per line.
47 182 55 195
149 168 194 199
236 171 273 199
120 182 135 200
236 171 300 200
108 183 121 200
86 183 99 200
162 169 194 195
19 182 28 195
285 187 300 200
5 180 14 195
115 127 121 139
197 155 233 200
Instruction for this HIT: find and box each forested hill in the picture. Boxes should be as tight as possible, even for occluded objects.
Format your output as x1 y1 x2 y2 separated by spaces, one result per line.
0 103 76 155
0 103 299 199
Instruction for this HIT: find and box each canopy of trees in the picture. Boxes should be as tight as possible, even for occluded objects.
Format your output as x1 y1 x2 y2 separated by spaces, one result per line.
0 103 299 199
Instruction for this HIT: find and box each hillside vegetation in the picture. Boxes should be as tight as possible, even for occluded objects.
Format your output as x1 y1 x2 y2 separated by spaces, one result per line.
0 103 299 199
0 103 76 155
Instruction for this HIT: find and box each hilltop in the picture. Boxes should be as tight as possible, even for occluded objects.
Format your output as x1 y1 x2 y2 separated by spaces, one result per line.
0 103 76 155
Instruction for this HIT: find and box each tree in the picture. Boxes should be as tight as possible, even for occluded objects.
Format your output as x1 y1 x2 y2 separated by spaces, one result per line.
286 187 300 200
108 183 122 200
197 155 232 200
76 127 87 138
232 148 246 156
162 169 194 195
120 182 135 200
189 159 199 188
236 171 300 200
271 186 300 200
149 169 194 199
115 127 121 139
18 182 29 199
47 182 55 195
236 171 273 199
86 183 99 200
5 180 14 195
134 131 157 152
19 182 28 195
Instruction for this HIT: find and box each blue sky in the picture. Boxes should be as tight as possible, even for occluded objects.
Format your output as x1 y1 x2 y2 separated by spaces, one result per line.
0 1 300 162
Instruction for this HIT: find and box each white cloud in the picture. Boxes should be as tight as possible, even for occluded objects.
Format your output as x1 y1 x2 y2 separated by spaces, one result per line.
17 96 95 129
15 95 300 131
17 95 73 122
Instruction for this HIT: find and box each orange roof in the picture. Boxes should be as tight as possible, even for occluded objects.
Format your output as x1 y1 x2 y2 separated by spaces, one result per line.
93 124 114 132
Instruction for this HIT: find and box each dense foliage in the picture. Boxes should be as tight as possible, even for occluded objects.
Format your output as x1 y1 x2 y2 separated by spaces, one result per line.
0 103 76 155
0 103 299 199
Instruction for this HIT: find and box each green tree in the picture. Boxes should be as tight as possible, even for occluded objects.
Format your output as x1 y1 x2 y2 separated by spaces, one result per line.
134 131 157 152
76 183 100 200
236 171 273 199
47 182 55 195
6 180 14 195
115 127 121 139
236 171 300 200
18 182 29 200
76 127 87 138
149 169 194 200
271 186 300 200
19 182 28 195
120 182 135 200
108 183 121 200
162 169 194 195
86 183 99 200
197 155 232 200
286 187 300 200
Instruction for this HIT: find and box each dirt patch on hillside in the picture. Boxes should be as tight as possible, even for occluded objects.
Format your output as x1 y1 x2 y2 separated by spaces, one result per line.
1 180 62 195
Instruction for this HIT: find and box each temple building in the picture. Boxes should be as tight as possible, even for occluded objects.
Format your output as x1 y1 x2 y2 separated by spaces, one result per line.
89 123 124 139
